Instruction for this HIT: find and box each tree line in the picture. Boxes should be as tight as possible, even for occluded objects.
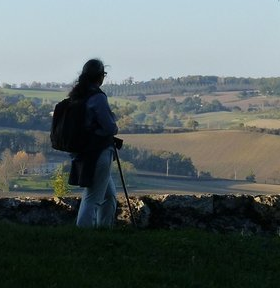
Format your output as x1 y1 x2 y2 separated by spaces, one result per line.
102 76 280 97
0 130 60 158
0 93 52 130
114 96 228 131
3 75 280 97
119 145 197 176
1 78 278 134
0 90 227 133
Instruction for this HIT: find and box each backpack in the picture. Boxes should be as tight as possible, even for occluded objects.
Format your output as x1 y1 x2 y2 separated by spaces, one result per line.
50 97 89 153
50 88 104 153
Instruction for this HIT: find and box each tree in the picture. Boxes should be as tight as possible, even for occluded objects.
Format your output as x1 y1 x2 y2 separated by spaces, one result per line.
33 152 46 166
211 100 224 111
30 81 42 89
187 119 199 130
112 160 136 186
0 149 15 192
137 94 146 102
52 164 70 197
0 131 36 153
20 83 29 89
245 169 256 183
117 115 134 131
13 151 29 175
119 145 197 176
14 99 36 124
124 77 134 85
133 112 146 123
29 152 46 174
165 115 182 128
2 83 11 89
198 171 212 179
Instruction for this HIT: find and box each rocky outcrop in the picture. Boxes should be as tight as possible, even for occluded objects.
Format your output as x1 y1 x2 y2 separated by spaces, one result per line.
1 194 280 234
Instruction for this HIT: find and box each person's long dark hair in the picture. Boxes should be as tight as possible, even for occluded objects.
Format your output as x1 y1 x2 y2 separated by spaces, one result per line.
68 59 105 100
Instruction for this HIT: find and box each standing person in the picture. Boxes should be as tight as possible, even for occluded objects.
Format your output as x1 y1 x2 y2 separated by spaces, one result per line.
68 59 118 228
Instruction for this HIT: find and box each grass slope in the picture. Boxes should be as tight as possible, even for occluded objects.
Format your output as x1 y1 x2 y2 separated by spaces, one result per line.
120 130 280 182
1 88 136 106
1 88 67 102
0 222 280 288
192 111 258 129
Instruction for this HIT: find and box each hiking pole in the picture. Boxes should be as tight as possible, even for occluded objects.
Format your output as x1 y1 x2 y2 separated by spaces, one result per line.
113 144 137 228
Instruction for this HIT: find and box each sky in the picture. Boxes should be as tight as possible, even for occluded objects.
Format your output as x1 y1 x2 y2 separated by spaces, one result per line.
0 0 280 85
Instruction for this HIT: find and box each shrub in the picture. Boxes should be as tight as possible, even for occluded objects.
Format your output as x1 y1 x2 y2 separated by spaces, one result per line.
245 170 256 183
52 164 70 197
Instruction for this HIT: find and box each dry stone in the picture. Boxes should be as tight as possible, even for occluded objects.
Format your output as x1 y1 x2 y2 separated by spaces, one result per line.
116 196 150 228
1 194 280 234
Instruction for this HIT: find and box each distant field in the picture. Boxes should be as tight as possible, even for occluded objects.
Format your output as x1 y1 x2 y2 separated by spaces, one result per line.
1 88 67 102
129 91 280 113
191 111 258 129
108 97 139 106
140 93 186 102
200 91 233 104
191 110 280 130
245 119 280 129
129 91 275 111
201 92 279 111
1 88 135 106
3 88 279 112
120 130 280 183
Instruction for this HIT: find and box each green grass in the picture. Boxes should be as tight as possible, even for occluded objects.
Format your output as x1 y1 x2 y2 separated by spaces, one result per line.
0 222 280 288
191 111 258 129
1 88 137 105
109 96 139 107
12 175 53 190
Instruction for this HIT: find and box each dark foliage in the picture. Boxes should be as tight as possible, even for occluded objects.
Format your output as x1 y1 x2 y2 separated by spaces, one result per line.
119 145 197 176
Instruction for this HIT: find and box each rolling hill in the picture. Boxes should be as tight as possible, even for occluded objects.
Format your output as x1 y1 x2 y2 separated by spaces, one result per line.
120 130 280 183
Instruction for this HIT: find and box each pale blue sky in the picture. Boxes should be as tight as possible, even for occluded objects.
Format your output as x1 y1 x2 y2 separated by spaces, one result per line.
0 0 280 84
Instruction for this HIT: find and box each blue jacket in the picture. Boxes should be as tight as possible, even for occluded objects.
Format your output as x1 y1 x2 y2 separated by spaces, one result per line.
68 86 118 187
86 90 118 137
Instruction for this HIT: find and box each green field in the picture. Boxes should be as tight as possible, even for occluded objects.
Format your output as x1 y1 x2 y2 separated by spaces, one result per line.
190 111 280 130
11 175 53 191
120 130 280 183
1 88 137 106
0 222 280 288
2 87 280 186
191 111 258 129
1 88 67 102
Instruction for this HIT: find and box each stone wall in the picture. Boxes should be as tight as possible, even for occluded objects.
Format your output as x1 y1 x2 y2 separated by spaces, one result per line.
1 194 280 234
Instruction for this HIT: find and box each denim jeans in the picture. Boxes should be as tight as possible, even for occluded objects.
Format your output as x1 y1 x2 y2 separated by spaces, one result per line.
76 147 117 228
